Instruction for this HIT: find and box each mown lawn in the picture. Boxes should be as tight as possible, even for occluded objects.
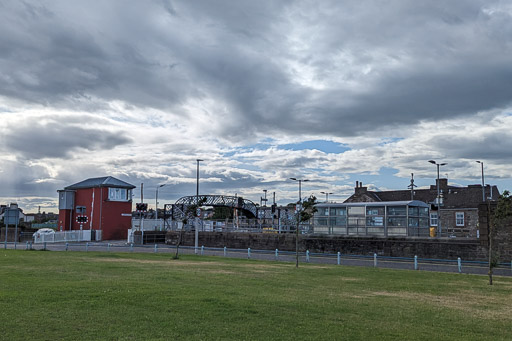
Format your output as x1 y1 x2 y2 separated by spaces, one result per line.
0 250 511 340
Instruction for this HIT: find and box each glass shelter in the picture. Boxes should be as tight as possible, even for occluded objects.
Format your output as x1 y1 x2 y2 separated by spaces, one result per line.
313 201 430 237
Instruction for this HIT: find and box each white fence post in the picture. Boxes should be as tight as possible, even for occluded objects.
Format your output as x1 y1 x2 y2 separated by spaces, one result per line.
458 257 462 273
223 246 227 257
306 250 310 263
154 244 158 253
275 249 278 261
130 243 133 252
414 255 418 270
201 245 204 256
107 243 111 252
248 248 251 259
337 252 341 265
86 242 89 252
26 241 29 250
374 253 377 267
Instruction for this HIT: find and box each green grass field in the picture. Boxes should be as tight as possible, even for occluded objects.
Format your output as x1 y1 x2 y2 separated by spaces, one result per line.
1 250 511 340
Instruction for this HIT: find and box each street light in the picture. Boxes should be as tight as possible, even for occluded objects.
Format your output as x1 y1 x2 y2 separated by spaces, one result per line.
195 159 204 254
290 177 310 268
155 184 166 219
476 161 485 202
320 191 333 203
428 160 447 236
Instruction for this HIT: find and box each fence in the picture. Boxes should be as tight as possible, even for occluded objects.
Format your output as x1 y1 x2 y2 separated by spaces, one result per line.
33 230 102 243
5 241 511 277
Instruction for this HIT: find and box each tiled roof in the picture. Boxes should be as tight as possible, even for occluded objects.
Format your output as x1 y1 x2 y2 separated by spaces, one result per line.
65 176 136 190
344 184 499 209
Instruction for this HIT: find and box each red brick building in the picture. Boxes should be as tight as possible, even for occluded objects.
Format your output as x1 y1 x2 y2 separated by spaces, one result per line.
58 176 135 240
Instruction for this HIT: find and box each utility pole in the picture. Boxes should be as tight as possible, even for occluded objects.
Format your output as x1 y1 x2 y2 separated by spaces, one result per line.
408 173 417 201
195 159 203 254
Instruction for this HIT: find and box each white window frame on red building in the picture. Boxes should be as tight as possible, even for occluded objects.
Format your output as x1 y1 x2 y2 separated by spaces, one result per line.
108 188 131 201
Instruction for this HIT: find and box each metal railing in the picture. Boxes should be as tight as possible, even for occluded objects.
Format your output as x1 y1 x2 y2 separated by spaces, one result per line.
4 241 511 277
33 230 102 243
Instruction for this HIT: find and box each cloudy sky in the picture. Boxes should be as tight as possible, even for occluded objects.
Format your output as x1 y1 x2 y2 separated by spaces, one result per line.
1 1 511 212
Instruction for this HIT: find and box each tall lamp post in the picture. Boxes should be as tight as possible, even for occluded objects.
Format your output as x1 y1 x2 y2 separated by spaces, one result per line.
320 191 333 203
290 177 309 268
428 160 447 236
155 184 166 219
476 161 485 202
195 159 203 254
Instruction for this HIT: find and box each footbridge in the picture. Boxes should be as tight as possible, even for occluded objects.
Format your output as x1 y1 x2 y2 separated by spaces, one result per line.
164 195 258 223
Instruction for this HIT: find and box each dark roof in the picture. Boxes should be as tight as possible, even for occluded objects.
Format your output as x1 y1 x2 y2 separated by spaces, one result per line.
65 176 136 190
344 182 499 209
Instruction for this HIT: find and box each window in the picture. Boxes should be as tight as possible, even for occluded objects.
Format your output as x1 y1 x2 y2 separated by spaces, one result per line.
387 206 406 216
329 217 347 226
408 217 419 227
456 212 464 226
314 218 328 226
330 208 346 216
419 207 429 217
318 208 329 216
408 207 419 216
108 188 130 201
366 207 384 216
430 212 438 226
387 217 406 226
367 216 384 226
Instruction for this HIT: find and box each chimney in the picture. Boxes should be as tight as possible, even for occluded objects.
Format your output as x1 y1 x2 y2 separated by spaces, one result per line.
355 180 368 195
436 178 448 191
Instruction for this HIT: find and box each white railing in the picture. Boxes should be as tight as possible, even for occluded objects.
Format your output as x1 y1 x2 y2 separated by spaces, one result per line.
33 230 102 243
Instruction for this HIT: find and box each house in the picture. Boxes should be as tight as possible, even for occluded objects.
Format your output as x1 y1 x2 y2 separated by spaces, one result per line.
344 179 499 237
58 176 136 240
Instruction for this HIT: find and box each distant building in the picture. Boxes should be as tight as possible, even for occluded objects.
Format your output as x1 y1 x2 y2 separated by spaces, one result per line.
343 179 499 237
313 200 430 237
58 176 135 240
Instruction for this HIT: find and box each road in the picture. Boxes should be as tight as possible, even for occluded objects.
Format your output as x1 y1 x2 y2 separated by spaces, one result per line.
3 240 511 277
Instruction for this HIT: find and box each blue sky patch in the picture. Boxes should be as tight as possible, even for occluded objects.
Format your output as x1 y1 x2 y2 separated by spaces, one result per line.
279 140 350 154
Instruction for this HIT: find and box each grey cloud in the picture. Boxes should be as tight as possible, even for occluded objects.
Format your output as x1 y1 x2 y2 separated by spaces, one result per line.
2 1 511 140
2 120 131 159
429 132 512 161
0 160 60 197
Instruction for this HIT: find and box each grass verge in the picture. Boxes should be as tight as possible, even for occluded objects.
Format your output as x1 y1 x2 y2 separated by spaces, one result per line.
1 250 511 340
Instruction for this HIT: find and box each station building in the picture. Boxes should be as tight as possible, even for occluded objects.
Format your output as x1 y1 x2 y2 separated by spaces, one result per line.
313 201 430 237
58 176 135 240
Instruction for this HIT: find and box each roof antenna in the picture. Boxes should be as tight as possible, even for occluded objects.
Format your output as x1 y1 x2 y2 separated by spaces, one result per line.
407 173 417 200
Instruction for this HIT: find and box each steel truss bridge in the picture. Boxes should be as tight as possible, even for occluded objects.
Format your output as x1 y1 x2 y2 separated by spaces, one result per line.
163 195 301 232
164 195 258 222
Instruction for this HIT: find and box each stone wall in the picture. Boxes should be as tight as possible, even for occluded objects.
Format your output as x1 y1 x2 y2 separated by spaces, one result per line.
478 202 512 261
166 231 491 261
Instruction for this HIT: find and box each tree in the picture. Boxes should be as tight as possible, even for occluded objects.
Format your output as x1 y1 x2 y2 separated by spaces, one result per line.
488 190 512 285
211 206 233 220
295 195 318 268
173 198 207 259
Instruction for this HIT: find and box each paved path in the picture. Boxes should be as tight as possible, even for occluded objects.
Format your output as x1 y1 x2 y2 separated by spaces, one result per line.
3 240 511 277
